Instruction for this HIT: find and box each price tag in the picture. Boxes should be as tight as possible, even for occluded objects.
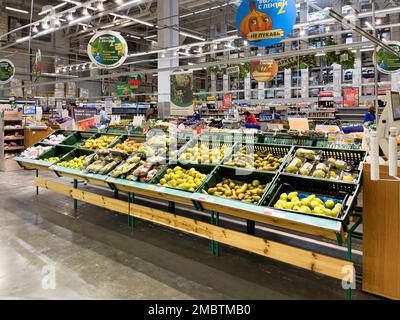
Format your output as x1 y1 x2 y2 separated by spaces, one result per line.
154 187 165 193
264 209 287 219
197 195 215 203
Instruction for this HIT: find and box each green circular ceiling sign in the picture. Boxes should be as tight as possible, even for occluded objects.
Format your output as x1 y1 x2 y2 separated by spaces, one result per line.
0 59 15 84
88 31 128 69
376 41 400 74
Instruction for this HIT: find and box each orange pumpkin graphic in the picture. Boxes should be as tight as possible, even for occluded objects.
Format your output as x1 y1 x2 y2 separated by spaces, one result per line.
240 0 273 41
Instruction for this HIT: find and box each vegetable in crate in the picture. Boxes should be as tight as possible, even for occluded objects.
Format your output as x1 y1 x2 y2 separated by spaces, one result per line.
21 145 52 159
42 157 60 163
82 135 116 149
114 138 142 154
224 145 284 171
158 167 207 192
285 157 303 173
179 144 227 164
57 156 86 169
274 192 343 218
205 179 267 204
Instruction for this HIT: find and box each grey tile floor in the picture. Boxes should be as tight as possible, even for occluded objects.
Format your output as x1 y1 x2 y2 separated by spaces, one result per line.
0 170 378 300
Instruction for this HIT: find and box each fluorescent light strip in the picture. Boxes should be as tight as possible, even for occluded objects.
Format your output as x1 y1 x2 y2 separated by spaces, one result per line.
144 35 157 39
69 16 91 26
110 13 154 27
6 6 29 14
120 0 141 8
39 3 67 16
179 31 205 41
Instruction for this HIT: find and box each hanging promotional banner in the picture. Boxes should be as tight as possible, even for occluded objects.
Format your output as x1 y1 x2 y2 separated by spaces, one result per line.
34 49 42 79
343 87 359 107
236 0 297 47
0 59 15 85
88 31 128 69
251 59 278 82
376 41 400 74
171 72 194 116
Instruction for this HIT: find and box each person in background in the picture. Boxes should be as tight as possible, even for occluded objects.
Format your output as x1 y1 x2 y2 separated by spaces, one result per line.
244 111 261 129
145 105 157 121
98 106 109 125
364 105 376 123
67 102 76 118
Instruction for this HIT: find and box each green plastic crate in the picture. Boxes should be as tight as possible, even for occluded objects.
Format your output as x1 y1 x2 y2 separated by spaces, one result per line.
59 131 97 148
37 145 75 163
199 166 276 205
283 146 367 185
150 162 217 192
262 174 359 222
222 143 293 173
78 133 121 150
55 148 95 165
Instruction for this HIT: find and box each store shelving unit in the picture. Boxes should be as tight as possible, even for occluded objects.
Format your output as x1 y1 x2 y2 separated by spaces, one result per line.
14 130 365 299
0 111 24 171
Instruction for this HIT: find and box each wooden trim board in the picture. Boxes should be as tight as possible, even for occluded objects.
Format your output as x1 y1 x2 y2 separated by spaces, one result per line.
35 177 353 282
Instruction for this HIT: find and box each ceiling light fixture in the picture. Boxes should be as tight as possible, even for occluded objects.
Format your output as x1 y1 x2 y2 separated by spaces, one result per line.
5 6 29 14
97 2 104 11
179 31 205 41
82 7 89 16
39 3 67 16
67 12 74 21
120 0 141 8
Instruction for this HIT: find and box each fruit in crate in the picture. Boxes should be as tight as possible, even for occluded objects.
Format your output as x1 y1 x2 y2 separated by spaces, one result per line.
204 179 267 204
159 167 207 192
57 156 86 169
114 138 143 154
285 157 303 173
274 192 342 218
224 146 284 171
42 157 60 163
84 150 125 174
295 148 316 160
179 144 227 164
82 135 117 149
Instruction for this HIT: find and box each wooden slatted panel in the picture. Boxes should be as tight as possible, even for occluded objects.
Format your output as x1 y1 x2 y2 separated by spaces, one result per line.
35 177 353 282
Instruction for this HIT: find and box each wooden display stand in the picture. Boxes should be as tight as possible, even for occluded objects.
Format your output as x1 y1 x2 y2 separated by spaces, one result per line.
24 127 53 148
363 164 400 300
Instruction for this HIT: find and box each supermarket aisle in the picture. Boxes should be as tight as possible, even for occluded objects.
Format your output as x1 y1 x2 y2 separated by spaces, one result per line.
0 170 377 300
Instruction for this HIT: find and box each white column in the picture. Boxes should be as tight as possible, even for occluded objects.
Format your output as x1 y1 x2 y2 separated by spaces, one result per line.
333 63 342 98
301 68 309 98
284 69 292 99
157 0 179 119
244 73 251 100
258 82 265 100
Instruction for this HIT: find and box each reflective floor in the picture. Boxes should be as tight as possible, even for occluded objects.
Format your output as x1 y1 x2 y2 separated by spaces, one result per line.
0 170 378 300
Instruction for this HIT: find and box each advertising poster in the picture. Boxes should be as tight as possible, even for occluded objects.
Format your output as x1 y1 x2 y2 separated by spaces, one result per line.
376 41 400 74
117 74 142 96
343 87 359 107
223 94 232 109
88 31 128 69
236 0 297 47
171 72 194 116
0 59 15 85
251 59 278 82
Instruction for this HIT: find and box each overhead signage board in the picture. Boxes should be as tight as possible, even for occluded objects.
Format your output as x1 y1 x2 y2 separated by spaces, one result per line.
88 31 128 69
236 0 297 47
376 41 400 74
0 59 15 85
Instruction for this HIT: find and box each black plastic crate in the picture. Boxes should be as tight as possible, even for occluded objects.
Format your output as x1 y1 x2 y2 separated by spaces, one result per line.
176 137 235 165
283 146 367 184
262 174 359 222
150 162 216 192
222 143 293 172
199 166 275 205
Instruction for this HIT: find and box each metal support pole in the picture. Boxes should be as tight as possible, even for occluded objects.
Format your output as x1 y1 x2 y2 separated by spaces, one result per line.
210 212 220 256
246 220 256 235
168 201 176 213
114 189 119 200
128 192 135 228
36 169 39 195
73 179 78 210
